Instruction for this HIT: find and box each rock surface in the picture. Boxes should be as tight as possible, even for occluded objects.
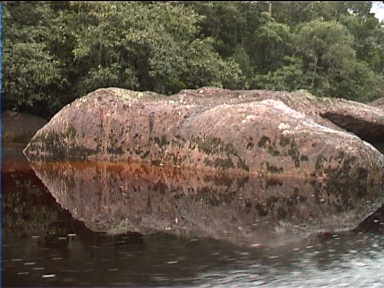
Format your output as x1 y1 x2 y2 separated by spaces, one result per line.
174 88 384 143
370 97 384 109
29 161 384 247
24 88 384 182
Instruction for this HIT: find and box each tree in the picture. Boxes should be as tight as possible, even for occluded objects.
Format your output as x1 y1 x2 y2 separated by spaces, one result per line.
70 2 242 95
249 12 293 73
3 1 242 116
340 13 384 74
252 56 305 91
3 1 384 117
3 2 65 116
294 19 382 100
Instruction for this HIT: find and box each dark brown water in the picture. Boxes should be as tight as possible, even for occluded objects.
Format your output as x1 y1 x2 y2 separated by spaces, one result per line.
2 145 384 287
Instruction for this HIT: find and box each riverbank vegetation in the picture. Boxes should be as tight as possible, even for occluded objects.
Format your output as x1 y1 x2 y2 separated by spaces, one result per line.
3 1 384 118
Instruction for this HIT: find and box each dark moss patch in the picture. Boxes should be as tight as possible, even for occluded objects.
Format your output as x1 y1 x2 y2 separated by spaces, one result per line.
300 155 309 161
140 150 150 159
315 155 327 170
28 129 97 161
236 176 250 189
237 157 250 172
258 136 271 148
287 139 301 167
268 147 280 156
266 177 283 188
65 125 77 139
188 136 249 171
254 203 268 217
148 112 155 134
279 135 291 147
204 157 235 169
191 136 237 156
262 161 283 174
258 135 281 156
246 137 254 150
107 146 124 155
174 134 185 141
151 160 162 166
277 207 288 218
134 147 154 160
153 135 169 148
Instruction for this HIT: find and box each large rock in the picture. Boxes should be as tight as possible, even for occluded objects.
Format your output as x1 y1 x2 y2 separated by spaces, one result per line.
23 87 384 245
29 161 384 247
24 88 384 180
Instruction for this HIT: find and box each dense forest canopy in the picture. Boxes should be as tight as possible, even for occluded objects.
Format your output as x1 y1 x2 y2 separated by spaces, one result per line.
3 1 384 118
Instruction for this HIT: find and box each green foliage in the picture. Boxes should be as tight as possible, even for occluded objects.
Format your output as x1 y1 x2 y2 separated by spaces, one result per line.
340 14 384 74
250 12 293 72
253 56 305 91
3 2 65 115
294 20 357 96
69 2 241 95
3 1 384 117
290 19 383 100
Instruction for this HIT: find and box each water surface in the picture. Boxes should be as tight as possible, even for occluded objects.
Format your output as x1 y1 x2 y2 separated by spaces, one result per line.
3 145 384 287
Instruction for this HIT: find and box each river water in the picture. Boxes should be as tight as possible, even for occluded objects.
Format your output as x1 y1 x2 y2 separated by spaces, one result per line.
3 145 384 287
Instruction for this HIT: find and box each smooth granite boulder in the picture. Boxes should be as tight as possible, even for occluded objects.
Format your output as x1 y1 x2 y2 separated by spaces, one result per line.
23 88 384 181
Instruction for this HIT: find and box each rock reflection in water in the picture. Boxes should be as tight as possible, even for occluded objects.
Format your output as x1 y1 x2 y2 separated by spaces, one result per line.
29 161 382 247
